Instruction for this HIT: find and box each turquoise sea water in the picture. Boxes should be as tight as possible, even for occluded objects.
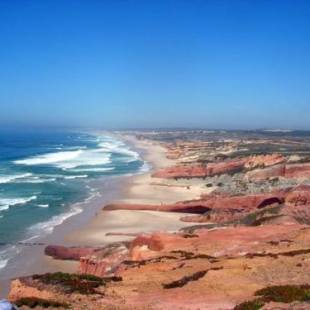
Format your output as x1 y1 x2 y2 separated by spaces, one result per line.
0 129 144 271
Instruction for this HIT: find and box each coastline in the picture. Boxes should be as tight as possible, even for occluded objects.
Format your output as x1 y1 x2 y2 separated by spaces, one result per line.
0 175 129 297
4 132 309 309
0 133 209 297
65 134 210 246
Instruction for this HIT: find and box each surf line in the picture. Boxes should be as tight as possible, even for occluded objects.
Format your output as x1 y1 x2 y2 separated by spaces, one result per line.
0 242 46 246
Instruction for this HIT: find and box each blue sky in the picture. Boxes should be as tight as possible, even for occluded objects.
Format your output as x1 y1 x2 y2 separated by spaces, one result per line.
0 0 309 129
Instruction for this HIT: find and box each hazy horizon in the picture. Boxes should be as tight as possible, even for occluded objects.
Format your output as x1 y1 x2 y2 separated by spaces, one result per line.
1 1 310 129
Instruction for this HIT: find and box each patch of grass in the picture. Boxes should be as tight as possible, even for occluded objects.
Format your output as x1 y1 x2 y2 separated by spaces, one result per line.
171 250 216 260
251 214 284 226
234 285 310 309
244 248 310 260
182 233 199 238
163 270 208 289
163 267 223 289
240 205 282 226
15 297 69 308
234 299 264 310
255 285 310 303
123 255 176 267
33 272 107 295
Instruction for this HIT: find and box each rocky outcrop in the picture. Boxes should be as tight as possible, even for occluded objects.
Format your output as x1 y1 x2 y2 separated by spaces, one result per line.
105 190 287 216
104 201 212 213
45 245 101 261
153 154 285 179
181 185 310 224
129 224 307 258
246 163 310 180
285 185 310 206
152 159 247 179
8 279 56 303
244 154 285 169
79 243 129 277
105 186 310 227
180 208 247 223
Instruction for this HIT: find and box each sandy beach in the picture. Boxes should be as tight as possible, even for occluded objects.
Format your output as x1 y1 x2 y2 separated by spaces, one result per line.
0 134 210 297
65 135 210 247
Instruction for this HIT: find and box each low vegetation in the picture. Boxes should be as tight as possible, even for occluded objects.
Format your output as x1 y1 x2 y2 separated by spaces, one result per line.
234 285 310 309
255 284 310 303
163 270 208 289
234 299 265 310
33 272 106 294
15 297 69 308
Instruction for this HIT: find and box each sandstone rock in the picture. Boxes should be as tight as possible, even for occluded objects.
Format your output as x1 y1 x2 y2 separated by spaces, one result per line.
244 154 285 169
8 279 56 303
105 191 287 215
152 159 246 179
79 243 129 277
152 154 286 179
180 186 310 224
246 163 310 180
45 245 100 261
104 202 212 213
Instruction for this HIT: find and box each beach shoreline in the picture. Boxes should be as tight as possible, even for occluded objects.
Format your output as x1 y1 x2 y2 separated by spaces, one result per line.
0 133 209 297
0 132 137 297
65 134 210 247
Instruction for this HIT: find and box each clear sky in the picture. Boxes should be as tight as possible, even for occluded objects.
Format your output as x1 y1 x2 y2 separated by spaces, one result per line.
0 0 309 129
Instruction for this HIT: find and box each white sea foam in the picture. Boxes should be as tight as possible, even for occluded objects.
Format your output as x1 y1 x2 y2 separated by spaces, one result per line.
14 135 140 172
37 204 49 208
0 174 57 184
0 258 8 270
70 167 114 172
21 177 57 183
64 175 88 179
139 161 151 173
14 149 112 169
98 141 140 161
0 173 33 184
0 195 37 212
14 150 83 166
28 204 82 234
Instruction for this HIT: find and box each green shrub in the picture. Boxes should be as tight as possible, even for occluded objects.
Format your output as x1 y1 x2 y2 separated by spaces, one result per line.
15 297 69 308
255 285 310 303
234 285 310 309
234 299 264 310
33 272 105 294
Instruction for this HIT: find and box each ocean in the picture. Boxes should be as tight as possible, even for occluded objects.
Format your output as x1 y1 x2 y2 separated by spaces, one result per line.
0 128 144 273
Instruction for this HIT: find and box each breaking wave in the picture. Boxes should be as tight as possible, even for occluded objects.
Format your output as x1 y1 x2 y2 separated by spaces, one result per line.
69 167 114 173
14 149 112 169
28 204 83 235
0 173 33 184
0 132 146 274
98 141 140 161
0 196 37 212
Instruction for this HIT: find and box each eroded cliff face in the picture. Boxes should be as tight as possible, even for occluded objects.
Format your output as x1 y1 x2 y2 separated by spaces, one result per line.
104 186 310 227
246 163 310 181
152 154 285 179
